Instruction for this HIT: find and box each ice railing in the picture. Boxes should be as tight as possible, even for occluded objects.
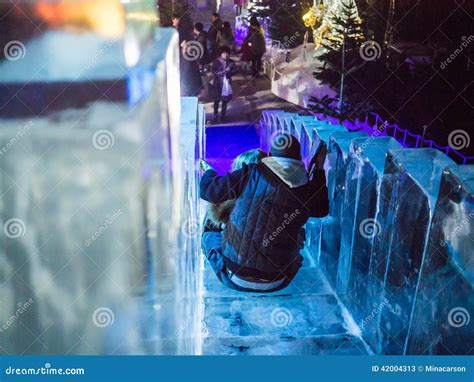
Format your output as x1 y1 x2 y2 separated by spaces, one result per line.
0 1 204 355
260 110 473 355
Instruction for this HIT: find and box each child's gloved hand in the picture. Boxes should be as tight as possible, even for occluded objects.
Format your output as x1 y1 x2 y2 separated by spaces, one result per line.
199 159 215 172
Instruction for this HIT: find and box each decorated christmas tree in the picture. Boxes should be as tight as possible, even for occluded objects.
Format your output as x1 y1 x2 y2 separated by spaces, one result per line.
316 0 364 50
309 0 371 122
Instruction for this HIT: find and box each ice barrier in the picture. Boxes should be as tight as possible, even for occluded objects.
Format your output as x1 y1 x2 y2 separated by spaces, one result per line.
365 149 455 354
259 110 473 354
175 97 206 355
336 137 402 298
0 1 203 354
319 131 368 287
406 165 474 354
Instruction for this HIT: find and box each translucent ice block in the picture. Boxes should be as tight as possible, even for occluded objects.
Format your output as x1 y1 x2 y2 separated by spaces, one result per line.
259 110 286 152
336 137 401 307
366 149 455 354
405 165 473 354
289 116 318 140
309 125 347 158
327 132 369 216
318 132 368 287
276 113 299 134
175 97 204 355
0 1 186 354
300 121 334 160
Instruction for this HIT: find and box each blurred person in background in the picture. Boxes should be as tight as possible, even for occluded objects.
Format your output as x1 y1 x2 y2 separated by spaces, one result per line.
247 18 266 77
193 22 211 70
173 14 203 96
217 21 236 53
208 12 222 59
210 46 236 123
234 0 245 16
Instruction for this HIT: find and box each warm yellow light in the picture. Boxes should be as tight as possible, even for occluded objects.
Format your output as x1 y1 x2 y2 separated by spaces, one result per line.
35 0 125 38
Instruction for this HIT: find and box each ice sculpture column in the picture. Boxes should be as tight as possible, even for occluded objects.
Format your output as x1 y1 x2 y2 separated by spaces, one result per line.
405 165 473 354
318 131 367 287
0 0 185 354
175 97 205 355
365 149 454 354
336 137 401 325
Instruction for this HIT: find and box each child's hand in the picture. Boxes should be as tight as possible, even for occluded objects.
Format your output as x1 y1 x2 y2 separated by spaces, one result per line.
199 159 215 172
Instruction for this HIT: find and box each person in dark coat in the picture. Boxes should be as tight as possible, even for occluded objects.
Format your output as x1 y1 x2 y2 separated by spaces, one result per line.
172 14 203 96
208 12 222 59
210 46 236 122
216 21 236 52
206 149 267 230
193 22 210 67
199 134 329 292
240 28 253 75
248 19 266 77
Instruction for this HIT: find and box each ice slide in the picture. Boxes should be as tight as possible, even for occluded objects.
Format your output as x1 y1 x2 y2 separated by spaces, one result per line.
0 4 472 355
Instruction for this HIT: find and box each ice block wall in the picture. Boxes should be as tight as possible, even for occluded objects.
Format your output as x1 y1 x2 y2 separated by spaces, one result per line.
175 97 205 355
319 131 368 287
0 1 193 355
336 137 401 308
259 109 473 355
406 165 474 354
365 149 455 354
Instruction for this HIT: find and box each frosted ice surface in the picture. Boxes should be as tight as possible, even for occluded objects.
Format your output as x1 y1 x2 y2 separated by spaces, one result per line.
0 103 146 354
406 164 474 354
337 137 401 299
310 125 347 157
385 148 456 208
277 113 299 133
319 132 368 287
0 31 126 83
350 136 402 175
0 27 183 355
366 149 454 354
